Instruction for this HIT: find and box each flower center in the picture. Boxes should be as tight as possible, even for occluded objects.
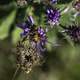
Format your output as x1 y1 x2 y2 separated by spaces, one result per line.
33 33 41 42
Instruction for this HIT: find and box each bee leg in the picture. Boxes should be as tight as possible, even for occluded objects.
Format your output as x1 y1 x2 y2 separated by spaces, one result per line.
12 65 20 80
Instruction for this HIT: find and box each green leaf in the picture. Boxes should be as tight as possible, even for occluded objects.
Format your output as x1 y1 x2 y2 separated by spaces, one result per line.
60 13 72 26
33 0 41 3
47 28 58 51
12 27 22 44
0 9 16 40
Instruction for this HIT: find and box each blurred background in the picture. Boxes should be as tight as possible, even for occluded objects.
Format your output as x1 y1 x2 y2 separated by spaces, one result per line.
0 0 80 80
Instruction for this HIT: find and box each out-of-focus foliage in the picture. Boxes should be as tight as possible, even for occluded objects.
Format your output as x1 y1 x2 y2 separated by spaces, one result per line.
0 9 16 40
0 0 80 80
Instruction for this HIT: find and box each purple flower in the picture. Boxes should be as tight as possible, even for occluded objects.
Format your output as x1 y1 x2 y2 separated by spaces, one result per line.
17 22 47 52
37 27 47 51
17 22 28 30
50 0 57 4
46 8 60 26
30 27 47 53
17 16 34 37
38 27 46 37
17 22 30 37
63 25 80 42
73 0 80 11
21 28 30 37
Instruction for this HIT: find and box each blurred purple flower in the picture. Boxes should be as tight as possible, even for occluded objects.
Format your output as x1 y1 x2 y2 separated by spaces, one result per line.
50 0 57 4
17 22 28 30
63 25 80 42
73 0 80 11
31 27 47 52
38 27 46 37
46 8 60 26
21 28 30 37
38 27 46 42
17 16 34 37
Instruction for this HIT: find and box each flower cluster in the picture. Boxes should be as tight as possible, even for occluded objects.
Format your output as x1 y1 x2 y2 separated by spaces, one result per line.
16 0 80 75
17 16 47 53
13 0 80 77
16 0 61 58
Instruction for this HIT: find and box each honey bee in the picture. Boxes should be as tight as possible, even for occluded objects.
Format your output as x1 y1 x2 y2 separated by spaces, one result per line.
72 0 80 11
12 34 44 80
16 37 44 74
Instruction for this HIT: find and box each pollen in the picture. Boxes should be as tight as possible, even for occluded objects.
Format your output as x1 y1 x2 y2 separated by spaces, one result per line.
33 34 40 42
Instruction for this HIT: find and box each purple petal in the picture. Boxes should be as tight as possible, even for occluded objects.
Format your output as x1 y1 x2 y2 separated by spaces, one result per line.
28 16 34 25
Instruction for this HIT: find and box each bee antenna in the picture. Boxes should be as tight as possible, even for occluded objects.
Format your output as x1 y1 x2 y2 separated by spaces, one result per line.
12 65 20 80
